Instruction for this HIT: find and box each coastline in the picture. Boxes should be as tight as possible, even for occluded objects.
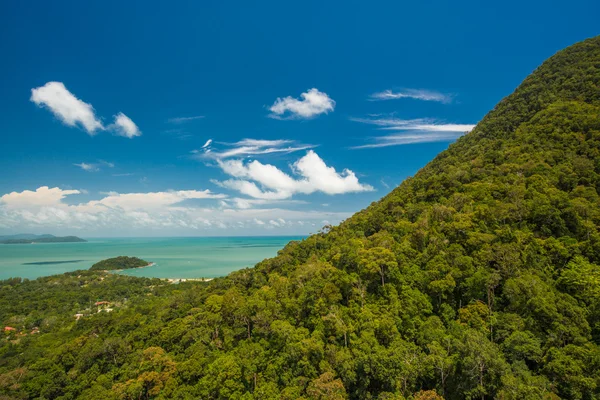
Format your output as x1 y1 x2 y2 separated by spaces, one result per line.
104 262 156 273
166 277 214 283
1 236 297 281
106 263 214 283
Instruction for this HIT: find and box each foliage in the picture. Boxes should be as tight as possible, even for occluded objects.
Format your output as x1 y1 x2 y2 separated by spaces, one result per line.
90 256 150 271
1 36 600 399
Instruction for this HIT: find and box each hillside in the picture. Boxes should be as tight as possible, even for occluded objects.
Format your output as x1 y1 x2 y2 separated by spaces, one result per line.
0 36 599 400
89 256 151 271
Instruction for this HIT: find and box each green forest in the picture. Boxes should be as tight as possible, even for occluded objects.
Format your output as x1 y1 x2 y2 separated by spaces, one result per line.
1 36 600 399
89 257 150 271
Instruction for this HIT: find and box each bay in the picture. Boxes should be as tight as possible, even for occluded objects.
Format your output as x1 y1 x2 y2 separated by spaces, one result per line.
0 236 303 280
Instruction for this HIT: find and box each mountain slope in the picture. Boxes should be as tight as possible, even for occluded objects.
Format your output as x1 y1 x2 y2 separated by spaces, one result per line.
1 36 600 400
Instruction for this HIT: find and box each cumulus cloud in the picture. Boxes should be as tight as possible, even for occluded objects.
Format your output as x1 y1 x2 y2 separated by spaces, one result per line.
269 88 335 119
195 138 315 160
350 116 476 148
369 89 453 103
30 81 141 138
1 187 81 209
30 82 104 134
0 186 349 234
214 150 373 199
110 112 141 138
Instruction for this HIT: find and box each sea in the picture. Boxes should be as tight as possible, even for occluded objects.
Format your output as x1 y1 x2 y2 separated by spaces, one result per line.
0 236 304 280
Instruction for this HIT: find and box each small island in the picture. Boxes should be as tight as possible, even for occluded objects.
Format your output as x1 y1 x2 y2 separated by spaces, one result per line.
0 234 86 244
90 256 152 271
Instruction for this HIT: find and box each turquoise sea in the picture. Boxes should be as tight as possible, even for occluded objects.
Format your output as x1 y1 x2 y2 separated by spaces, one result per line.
0 236 303 280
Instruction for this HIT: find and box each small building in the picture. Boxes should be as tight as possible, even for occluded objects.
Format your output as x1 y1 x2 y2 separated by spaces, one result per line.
74 313 84 320
4 326 16 332
95 301 110 306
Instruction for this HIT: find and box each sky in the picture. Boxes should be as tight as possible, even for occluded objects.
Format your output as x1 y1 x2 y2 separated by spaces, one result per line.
0 1 598 237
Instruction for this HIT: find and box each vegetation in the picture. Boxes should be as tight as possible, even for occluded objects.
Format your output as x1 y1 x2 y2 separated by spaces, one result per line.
0 36 600 399
0 235 86 244
89 256 150 271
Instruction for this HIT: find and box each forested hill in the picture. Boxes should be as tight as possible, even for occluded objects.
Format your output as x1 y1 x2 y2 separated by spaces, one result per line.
1 37 600 400
89 256 150 271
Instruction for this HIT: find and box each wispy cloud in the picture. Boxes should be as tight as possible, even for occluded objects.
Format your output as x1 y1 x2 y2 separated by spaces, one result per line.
74 162 99 172
73 160 115 172
30 82 142 138
350 116 476 149
351 132 468 149
193 138 316 160
163 128 193 141
369 89 452 103
98 160 114 168
168 115 205 124
268 88 335 119
351 116 475 132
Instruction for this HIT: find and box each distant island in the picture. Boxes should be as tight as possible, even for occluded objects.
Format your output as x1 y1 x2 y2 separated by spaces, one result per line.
89 256 152 271
0 234 86 244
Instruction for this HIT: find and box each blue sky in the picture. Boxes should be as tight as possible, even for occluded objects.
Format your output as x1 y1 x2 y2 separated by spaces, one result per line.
0 0 598 236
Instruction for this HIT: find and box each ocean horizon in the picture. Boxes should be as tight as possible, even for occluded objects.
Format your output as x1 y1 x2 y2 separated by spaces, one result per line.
0 236 305 280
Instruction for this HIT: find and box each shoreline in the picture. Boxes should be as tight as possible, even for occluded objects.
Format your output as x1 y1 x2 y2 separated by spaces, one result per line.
105 263 214 283
104 262 156 273
166 277 213 283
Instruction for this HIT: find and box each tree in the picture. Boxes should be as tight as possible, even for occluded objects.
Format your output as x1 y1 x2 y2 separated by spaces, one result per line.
358 247 398 287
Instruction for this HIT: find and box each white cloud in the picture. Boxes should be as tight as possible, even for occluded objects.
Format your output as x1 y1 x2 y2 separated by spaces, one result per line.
214 150 373 199
74 162 99 172
30 82 104 134
269 88 335 119
216 180 290 200
0 186 351 235
168 115 205 124
0 187 81 209
99 160 115 168
87 189 226 210
351 117 474 132
369 89 452 103
110 112 141 138
351 132 468 149
350 116 476 148
30 81 141 138
194 138 315 160
224 197 307 209
74 160 114 172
